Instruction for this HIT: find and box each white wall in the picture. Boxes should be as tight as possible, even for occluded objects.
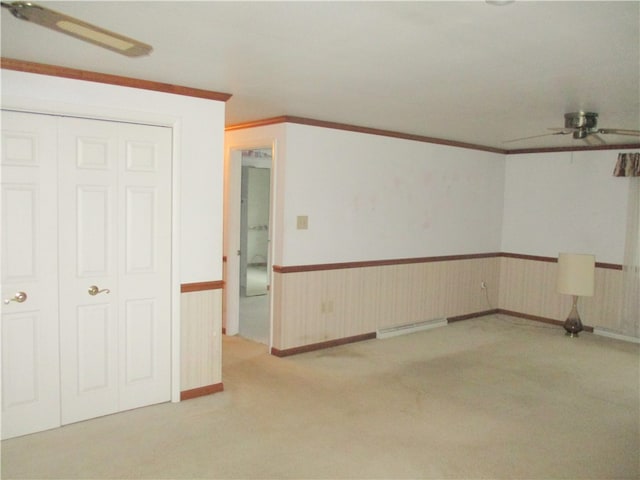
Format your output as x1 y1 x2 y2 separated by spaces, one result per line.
1 70 226 282
282 124 505 265
227 122 635 270
225 124 287 265
501 150 637 264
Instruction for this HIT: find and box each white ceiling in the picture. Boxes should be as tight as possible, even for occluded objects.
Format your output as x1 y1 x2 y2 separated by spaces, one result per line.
2 1 639 150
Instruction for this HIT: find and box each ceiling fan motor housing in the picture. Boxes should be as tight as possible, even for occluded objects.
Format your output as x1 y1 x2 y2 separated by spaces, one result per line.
565 112 598 139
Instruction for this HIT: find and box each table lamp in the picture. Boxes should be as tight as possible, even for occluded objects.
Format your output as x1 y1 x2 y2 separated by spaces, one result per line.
556 253 595 337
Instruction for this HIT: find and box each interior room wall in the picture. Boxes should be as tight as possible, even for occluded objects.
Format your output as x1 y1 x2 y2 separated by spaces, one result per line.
499 148 639 332
227 123 637 348
501 150 633 264
282 124 506 264
228 123 506 351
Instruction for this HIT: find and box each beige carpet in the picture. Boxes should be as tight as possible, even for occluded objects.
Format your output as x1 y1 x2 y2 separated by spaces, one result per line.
2 315 639 479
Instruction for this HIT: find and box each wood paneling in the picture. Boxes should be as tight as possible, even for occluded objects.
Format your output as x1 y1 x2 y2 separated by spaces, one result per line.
498 256 622 330
180 289 222 392
270 254 623 353
271 256 500 350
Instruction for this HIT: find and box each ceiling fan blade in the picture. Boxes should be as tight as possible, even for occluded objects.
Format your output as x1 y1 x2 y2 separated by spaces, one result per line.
1 1 152 57
584 134 606 146
598 128 640 137
502 130 571 144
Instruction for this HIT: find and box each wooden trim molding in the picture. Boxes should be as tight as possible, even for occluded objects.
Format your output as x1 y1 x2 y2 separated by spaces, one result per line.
180 383 224 401
273 253 500 274
499 252 557 263
496 309 594 333
227 115 505 154
594 262 623 271
271 332 376 357
226 115 639 155
499 252 622 270
1 58 232 102
448 309 499 323
226 116 290 131
181 281 224 293
272 253 622 274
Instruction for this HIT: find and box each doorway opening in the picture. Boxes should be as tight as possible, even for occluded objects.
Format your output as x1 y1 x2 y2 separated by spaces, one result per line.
238 149 272 345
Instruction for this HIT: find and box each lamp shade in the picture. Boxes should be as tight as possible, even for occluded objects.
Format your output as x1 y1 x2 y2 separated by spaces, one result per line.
556 253 595 297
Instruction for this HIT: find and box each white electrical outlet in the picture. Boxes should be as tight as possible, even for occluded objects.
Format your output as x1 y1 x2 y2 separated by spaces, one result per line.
297 215 308 230
321 300 333 314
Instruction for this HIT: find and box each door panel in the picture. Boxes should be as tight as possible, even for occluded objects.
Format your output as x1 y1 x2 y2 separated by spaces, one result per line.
59 118 119 424
77 186 112 276
118 123 171 411
1 111 60 439
59 117 171 423
76 304 115 393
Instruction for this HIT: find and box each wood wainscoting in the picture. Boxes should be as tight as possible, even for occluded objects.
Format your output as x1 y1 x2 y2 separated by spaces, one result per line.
269 253 623 355
498 254 622 332
271 254 501 352
180 282 224 399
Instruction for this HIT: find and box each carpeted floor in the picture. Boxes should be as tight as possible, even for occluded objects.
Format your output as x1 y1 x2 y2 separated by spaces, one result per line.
2 315 639 479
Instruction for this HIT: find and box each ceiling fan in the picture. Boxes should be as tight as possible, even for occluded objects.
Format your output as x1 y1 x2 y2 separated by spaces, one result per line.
1 1 152 57
505 111 640 146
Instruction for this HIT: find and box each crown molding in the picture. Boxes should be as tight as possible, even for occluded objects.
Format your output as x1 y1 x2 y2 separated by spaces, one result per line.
227 115 640 155
1 58 232 102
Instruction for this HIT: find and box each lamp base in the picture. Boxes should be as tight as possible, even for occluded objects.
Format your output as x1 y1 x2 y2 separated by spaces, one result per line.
563 295 583 337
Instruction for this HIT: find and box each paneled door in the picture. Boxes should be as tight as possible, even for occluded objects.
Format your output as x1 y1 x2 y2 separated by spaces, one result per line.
1 111 172 438
1 111 61 439
58 117 172 425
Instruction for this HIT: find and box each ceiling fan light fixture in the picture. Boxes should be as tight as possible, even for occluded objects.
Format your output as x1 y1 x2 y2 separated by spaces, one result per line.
1 1 152 57
505 110 639 145
564 111 598 130
55 20 135 52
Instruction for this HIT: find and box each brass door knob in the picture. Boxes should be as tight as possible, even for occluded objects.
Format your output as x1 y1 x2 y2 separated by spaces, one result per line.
88 285 111 296
3 291 27 304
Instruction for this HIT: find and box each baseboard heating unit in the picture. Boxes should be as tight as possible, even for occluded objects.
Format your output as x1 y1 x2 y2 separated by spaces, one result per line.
376 318 448 339
593 327 640 344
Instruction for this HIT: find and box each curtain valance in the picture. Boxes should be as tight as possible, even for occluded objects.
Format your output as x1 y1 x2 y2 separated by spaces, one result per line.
614 152 640 177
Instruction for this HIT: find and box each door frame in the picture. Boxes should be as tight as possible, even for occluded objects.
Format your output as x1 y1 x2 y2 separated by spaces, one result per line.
224 140 277 349
1 97 183 403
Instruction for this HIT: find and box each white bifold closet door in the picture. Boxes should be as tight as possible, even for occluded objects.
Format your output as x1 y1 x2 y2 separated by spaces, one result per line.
57 116 172 425
1 112 61 439
1 111 172 438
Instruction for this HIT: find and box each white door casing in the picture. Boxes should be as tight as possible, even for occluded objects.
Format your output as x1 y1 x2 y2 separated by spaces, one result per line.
1 111 61 439
58 117 172 425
